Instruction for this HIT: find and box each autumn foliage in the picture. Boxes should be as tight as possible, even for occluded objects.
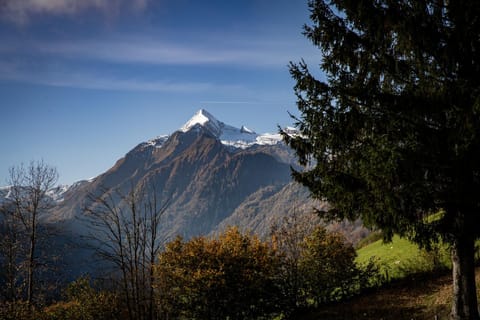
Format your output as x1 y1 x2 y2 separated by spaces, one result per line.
153 225 375 319
1 224 376 320
154 227 281 320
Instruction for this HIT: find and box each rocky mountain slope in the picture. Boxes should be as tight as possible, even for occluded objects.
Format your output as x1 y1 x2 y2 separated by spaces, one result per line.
3 109 368 244
46 109 308 240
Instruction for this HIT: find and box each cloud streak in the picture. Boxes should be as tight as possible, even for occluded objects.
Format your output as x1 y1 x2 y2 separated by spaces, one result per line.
0 31 318 93
0 0 148 25
0 59 245 94
22 35 315 69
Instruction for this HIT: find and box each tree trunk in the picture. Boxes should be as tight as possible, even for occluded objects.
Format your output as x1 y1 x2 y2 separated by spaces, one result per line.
450 234 479 320
27 214 36 306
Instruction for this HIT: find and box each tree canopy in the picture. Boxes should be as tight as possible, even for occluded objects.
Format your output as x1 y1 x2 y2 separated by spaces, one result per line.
285 1 480 319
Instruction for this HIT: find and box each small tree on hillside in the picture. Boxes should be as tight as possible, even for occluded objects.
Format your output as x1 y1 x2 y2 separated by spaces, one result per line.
271 217 377 312
270 211 320 311
285 1 480 319
300 227 358 305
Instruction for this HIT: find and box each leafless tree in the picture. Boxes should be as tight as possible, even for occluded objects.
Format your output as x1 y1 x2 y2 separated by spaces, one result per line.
270 209 320 310
84 182 168 320
4 160 58 305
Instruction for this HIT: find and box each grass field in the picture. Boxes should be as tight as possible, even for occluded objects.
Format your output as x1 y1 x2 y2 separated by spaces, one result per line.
356 235 451 280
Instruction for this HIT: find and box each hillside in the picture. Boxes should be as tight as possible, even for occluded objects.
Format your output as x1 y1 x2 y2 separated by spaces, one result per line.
306 237 463 320
356 235 450 280
308 268 480 320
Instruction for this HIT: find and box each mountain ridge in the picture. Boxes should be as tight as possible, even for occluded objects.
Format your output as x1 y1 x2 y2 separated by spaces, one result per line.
2 109 367 244
44 111 297 239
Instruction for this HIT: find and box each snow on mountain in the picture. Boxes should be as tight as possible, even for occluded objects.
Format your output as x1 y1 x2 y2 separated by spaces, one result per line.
146 135 169 148
46 185 70 202
0 184 71 207
126 135 170 160
181 109 223 135
240 125 255 134
180 109 283 149
0 186 11 205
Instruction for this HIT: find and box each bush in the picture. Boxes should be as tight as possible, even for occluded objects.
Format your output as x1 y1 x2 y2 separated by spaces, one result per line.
299 226 378 305
155 227 283 320
0 301 34 320
41 277 120 320
271 219 381 315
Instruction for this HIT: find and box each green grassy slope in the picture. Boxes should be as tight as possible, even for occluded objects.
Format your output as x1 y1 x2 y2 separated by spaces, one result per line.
356 235 450 280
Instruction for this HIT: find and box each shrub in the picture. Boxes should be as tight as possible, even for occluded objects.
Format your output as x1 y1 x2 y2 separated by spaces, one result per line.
299 226 378 305
155 227 282 320
40 277 120 320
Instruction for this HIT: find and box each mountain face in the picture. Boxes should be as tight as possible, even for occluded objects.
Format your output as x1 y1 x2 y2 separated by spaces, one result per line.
47 109 311 241
3 109 367 245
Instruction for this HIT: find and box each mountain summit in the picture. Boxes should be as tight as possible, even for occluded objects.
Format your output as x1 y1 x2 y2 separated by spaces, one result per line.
180 109 281 149
180 109 225 135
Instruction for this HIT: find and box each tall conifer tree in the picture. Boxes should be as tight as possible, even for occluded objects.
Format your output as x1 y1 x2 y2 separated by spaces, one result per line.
286 1 480 319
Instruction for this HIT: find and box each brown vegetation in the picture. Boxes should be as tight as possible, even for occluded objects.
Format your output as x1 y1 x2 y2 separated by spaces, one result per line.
310 268 480 320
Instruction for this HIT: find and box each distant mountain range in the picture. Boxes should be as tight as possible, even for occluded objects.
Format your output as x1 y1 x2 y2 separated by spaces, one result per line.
2 109 368 246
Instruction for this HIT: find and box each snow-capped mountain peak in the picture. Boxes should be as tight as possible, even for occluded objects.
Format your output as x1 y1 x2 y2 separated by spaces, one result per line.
180 109 224 136
179 109 283 149
180 109 282 149
240 125 255 134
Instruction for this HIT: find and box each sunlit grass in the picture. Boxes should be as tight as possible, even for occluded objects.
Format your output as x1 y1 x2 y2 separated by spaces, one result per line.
356 235 450 280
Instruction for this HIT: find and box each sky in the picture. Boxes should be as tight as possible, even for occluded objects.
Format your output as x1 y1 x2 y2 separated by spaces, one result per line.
0 0 321 186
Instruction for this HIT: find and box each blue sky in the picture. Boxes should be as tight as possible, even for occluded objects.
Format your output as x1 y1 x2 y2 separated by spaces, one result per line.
0 0 320 185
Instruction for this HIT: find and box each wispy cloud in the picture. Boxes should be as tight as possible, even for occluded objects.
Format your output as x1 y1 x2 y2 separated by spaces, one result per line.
23 35 314 68
0 31 317 92
0 60 244 93
200 101 260 105
0 0 149 25
42 75 223 93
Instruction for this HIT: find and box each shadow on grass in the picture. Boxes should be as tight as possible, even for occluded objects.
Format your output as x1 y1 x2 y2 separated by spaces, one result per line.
304 271 453 320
